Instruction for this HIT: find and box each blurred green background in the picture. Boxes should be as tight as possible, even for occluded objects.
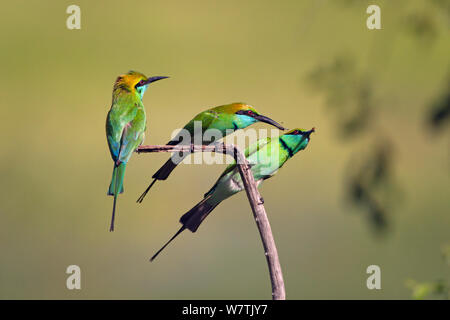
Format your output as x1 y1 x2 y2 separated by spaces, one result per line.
0 0 448 299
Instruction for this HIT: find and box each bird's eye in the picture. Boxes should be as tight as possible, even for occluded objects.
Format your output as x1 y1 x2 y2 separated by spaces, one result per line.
246 110 253 115
136 80 145 88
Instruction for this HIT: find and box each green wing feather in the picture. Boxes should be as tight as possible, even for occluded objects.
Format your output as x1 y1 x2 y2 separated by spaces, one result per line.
106 99 145 231
106 101 139 161
204 137 272 197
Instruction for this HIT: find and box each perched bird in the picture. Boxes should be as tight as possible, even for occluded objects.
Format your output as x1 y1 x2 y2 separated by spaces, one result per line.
150 127 315 261
136 103 286 203
106 71 168 231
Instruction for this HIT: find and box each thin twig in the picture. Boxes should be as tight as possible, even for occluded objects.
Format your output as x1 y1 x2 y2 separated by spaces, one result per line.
136 143 286 300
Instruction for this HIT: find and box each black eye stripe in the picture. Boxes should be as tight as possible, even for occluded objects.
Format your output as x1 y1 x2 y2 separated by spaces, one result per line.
236 110 255 116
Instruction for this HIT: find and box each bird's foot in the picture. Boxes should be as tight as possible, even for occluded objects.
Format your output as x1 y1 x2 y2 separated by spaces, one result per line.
258 197 264 205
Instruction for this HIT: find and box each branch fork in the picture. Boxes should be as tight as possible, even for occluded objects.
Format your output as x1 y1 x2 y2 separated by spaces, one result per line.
136 143 286 300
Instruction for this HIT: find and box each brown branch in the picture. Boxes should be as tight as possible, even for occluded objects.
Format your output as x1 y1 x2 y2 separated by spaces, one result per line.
136 143 286 300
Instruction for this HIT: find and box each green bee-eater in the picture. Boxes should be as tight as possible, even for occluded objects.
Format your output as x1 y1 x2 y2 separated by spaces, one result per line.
137 103 286 203
106 71 168 231
150 127 315 260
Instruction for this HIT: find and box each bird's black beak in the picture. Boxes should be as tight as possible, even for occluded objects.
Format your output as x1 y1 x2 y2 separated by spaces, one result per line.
144 76 169 85
304 127 315 138
254 114 286 130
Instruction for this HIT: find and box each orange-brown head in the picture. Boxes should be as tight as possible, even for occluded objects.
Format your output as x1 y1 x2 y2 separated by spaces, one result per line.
212 103 286 130
113 70 168 100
